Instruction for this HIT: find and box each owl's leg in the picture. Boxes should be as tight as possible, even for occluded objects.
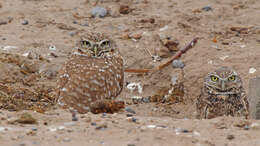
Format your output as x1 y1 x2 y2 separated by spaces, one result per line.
241 92 250 119
204 105 209 119
196 98 208 119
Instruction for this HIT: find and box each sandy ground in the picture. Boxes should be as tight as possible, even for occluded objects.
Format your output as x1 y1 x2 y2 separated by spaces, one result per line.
0 0 260 145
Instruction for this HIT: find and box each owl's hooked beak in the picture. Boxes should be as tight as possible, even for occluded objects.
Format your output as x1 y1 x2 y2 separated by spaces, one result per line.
221 80 226 91
93 45 98 57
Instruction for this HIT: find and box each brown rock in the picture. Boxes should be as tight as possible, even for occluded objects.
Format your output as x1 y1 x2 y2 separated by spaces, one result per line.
119 5 131 14
130 33 142 40
140 18 155 24
230 26 252 34
160 37 179 52
120 33 130 40
15 113 38 124
227 134 235 140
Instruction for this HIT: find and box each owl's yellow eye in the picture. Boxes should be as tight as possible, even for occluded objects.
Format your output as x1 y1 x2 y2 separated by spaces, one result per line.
228 75 236 81
211 76 219 82
81 40 91 48
100 40 110 47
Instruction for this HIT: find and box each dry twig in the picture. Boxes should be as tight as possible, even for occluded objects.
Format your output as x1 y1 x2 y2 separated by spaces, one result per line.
125 37 199 73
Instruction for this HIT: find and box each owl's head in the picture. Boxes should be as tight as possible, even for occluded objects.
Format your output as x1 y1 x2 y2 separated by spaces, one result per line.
204 66 243 94
77 32 117 58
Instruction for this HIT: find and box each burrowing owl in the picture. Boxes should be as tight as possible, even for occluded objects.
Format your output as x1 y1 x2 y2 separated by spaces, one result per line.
56 32 124 114
196 66 249 119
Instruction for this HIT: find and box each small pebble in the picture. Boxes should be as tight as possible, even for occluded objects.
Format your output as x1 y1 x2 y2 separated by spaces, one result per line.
130 33 142 40
147 125 156 128
125 107 136 114
0 127 7 132
127 144 135 146
172 60 185 68
202 6 213 11
175 128 190 134
240 45 246 48
142 97 150 103
80 22 88 27
171 76 178 85
15 113 37 124
0 20 8 25
219 55 229 61
102 113 107 117
119 5 131 14
91 7 108 18
193 131 201 136
72 116 78 121
63 137 71 142
72 21 77 24
67 129 73 133
127 117 137 123
22 20 29 25
126 114 133 117
250 123 259 128
64 122 75 126
227 134 235 140
244 125 250 130
156 125 167 129
249 68 256 74
91 122 97 126
85 117 92 123
69 31 77 37
95 124 107 130
159 25 169 31
31 127 37 131
49 45 56 51
32 141 40 145
58 126 65 130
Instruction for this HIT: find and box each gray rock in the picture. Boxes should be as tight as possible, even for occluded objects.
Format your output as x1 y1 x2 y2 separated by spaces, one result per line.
64 122 76 126
172 60 185 69
80 22 89 27
91 122 96 126
202 6 213 11
91 7 108 18
175 128 189 133
63 137 71 142
125 107 136 114
69 31 77 37
22 20 29 25
131 117 137 123
126 114 133 117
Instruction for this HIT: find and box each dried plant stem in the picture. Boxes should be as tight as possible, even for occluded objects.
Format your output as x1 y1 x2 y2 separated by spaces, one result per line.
125 37 199 73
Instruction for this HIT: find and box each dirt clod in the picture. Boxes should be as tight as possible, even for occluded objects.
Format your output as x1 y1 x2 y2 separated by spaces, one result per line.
119 5 131 14
15 113 38 124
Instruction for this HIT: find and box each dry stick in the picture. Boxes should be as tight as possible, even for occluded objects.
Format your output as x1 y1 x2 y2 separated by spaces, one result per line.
125 37 199 73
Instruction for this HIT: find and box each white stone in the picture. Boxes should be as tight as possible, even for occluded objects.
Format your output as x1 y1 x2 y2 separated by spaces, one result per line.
249 68 256 74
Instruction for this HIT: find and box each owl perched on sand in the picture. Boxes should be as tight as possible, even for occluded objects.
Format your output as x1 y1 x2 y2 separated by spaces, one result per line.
56 32 124 114
196 66 249 119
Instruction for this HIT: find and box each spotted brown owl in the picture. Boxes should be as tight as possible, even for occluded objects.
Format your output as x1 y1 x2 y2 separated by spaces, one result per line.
196 66 249 119
56 32 124 114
